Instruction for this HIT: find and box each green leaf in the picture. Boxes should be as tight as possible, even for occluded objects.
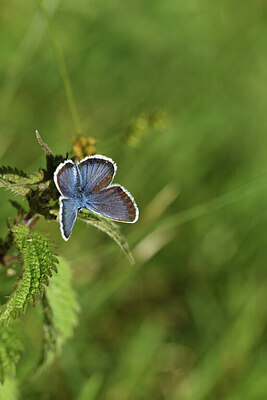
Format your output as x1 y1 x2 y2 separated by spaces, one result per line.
0 225 58 327
0 166 27 182
0 166 45 196
40 257 79 367
0 323 23 384
25 170 45 185
78 210 135 265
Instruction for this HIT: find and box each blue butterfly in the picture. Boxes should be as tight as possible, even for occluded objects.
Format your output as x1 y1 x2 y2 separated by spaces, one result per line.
54 155 139 241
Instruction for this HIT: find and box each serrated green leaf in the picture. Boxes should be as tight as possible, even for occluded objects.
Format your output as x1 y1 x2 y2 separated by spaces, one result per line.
39 257 79 368
0 166 27 182
0 323 23 384
0 166 45 196
25 170 45 185
0 225 58 327
78 210 135 265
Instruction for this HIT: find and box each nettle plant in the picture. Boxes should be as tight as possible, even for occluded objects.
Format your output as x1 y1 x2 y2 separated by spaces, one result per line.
0 132 134 383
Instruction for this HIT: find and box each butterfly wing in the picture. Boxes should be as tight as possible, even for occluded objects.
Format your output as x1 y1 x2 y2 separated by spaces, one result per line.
59 197 78 240
85 185 139 223
54 160 80 198
78 155 116 195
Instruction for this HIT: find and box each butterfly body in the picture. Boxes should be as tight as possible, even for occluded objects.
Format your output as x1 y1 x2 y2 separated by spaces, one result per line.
54 155 139 241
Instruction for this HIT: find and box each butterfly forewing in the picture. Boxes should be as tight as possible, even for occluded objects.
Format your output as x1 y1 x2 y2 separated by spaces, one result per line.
85 185 138 223
78 155 116 195
54 160 79 198
60 197 78 240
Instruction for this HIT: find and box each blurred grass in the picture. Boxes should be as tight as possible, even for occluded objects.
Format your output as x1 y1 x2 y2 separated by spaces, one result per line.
1 0 267 399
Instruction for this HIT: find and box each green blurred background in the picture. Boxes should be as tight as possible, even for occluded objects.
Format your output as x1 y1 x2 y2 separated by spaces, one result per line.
1 0 267 399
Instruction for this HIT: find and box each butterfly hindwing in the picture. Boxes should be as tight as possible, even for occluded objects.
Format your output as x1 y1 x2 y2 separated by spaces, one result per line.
85 185 138 223
78 155 116 195
59 197 78 240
